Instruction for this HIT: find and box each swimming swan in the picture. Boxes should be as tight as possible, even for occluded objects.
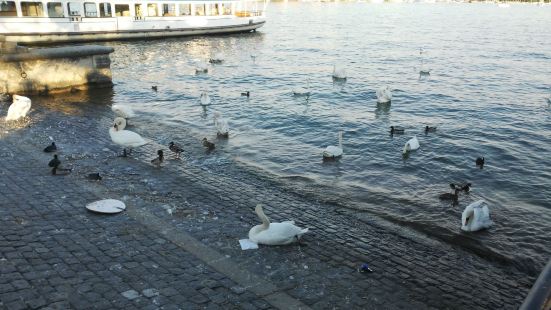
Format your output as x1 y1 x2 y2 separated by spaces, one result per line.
200 91 211 106
403 136 420 154
195 62 208 74
332 64 347 80
461 200 493 232
109 117 147 156
111 104 135 119
323 131 343 159
376 86 392 104
213 111 229 137
6 95 31 121
293 80 311 97
248 204 309 245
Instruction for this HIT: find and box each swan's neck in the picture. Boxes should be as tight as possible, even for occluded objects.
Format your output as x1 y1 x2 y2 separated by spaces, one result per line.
338 133 343 149
255 205 270 229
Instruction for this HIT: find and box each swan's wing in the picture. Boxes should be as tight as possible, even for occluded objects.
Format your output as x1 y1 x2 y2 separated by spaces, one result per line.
111 130 147 147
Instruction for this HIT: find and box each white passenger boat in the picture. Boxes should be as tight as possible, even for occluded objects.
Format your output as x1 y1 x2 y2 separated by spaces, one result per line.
0 0 267 44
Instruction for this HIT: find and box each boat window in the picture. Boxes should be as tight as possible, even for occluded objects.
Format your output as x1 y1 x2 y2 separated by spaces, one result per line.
221 3 231 15
179 4 190 16
21 2 44 16
67 2 81 16
194 4 205 16
115 4 130 16
99 3 111 17
147 3 157 16
84 2 97 17
134 4 142 17
0 1 17 16
162 3 175 16
47 2 63 17
207 4 219 16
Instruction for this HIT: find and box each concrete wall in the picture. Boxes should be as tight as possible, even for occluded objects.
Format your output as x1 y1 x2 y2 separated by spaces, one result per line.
0 41 114 95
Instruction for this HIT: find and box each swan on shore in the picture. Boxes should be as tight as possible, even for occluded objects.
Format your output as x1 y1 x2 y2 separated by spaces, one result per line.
6 95 31 121
248 204 309 245
323 131 343 159
109 117 147 157
402 136 420 154
461 200 493 232
376 86 392 104
213 111 229 137
332 64 347 80
111 104 135 119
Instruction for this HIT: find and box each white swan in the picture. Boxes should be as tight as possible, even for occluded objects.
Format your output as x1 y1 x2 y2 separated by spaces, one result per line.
6 95 31 121
195 62 208 74
213 111 229 137
402 136 420 154
111 104 135 119
332 64 347 80
376 86 392 104
109 117 147 156
461 200 493 232
293 80 311 97
248 204 309 245
200 91 211 106
323 131 343 159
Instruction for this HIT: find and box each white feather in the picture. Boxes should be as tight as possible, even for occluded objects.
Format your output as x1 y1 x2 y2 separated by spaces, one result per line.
248 204 308 245
6 95 31 121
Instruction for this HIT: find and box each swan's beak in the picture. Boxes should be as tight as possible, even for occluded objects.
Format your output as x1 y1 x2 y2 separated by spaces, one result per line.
113 124 118 130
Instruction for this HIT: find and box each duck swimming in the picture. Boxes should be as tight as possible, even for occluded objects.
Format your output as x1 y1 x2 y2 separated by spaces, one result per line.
202 138 215 151
86 173 102 181
476 157 485 168
439 189 459 202
43 142 57 153
390 126 405 135
48 154 71 175
248 204 309 245
241 91 250 97
425 126 437 133
151 86 158 92
461 200 493 232
151 150 164 167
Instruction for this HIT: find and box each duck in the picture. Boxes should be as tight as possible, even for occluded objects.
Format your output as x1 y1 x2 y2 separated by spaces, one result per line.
402 136 420 154
248 204 309 245
151 86 158 92
111 104 135 119
476 157 485 168
439 189 459 202
202 138 215 151
241 91 250 98
151 150 164 167
461 200 493 232
168 142 183 159
293 80 311 97
250 54 257 62
86 173 102 181
195 62 208 74
6 95 31 121
454 182 472 193
43 142 57 153
109 117 147 157
332 64 347 80
213 111 229 138
425 126 437 133
323 131 343 160
209 52 224 64
48 154 71 175
376 86 392 104
200 91 211 106
390 126 405 135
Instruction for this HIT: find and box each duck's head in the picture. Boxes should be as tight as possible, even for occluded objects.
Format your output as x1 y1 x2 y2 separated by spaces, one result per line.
169 142 174 147
157 150 163 156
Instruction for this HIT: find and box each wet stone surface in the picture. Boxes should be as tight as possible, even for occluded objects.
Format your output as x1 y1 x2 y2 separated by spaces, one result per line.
0 99 535 309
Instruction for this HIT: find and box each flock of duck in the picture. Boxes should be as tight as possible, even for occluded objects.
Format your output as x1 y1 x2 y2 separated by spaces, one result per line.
4 49 550 242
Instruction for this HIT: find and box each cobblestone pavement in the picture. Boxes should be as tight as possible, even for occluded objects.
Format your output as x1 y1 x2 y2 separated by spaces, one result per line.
0 97 536 309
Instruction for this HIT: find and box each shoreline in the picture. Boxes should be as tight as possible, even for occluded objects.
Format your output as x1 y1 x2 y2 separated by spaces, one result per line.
0 96 537 308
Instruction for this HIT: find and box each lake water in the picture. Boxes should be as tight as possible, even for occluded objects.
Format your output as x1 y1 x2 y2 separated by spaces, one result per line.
98 3 550 274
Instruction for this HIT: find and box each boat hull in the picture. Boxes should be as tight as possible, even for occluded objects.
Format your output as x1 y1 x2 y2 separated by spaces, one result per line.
0 17 265 44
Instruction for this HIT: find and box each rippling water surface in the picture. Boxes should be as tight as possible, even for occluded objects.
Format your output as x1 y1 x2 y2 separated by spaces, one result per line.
82 3 551 273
